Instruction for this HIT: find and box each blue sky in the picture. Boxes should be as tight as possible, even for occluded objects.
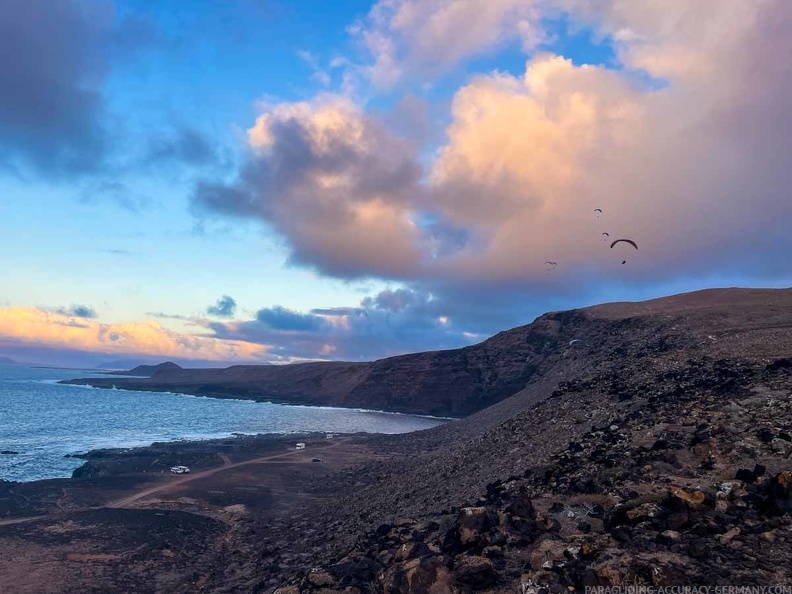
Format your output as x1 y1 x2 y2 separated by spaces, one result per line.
1 0 790 366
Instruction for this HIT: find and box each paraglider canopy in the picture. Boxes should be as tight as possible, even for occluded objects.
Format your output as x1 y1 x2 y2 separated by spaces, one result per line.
602 232 609 237
569 339 587 346
594 208 602 213
610 239 638 250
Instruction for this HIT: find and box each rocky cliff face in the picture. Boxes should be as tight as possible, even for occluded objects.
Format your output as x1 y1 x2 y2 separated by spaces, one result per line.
62 307 564 417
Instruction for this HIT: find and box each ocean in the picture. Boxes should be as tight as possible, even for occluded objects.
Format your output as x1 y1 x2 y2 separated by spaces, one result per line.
0 364 445 482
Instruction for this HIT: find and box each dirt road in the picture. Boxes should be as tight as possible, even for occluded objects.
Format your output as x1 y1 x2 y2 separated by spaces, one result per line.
108 443 338 509
0 515 46 527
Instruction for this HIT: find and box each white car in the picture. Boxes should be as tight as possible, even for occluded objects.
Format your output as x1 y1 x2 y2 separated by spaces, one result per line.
170 465 190 474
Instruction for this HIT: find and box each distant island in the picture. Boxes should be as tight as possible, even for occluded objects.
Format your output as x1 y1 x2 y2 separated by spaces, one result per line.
108 361 183 377
0 356 17 365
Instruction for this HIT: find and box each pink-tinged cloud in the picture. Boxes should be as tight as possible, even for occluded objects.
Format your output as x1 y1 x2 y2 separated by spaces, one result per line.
196 0 792 292
351 0 546 87
0 307 268 362
196 95 426 278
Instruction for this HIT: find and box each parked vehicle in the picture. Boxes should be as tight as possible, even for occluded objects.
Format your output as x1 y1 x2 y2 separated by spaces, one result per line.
170 465 190 474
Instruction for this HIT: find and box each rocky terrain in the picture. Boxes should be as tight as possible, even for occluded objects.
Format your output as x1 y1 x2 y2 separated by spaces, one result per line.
264 358 792 593
6 288 792 592
202 288 792 591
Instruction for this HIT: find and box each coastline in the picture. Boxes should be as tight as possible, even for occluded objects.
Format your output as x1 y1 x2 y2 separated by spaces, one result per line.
59 380 459 420
3 369 450 484
59 376 464 418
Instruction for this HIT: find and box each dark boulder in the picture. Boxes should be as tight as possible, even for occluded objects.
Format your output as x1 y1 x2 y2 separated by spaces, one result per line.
382 556 453 594
453 555 496 589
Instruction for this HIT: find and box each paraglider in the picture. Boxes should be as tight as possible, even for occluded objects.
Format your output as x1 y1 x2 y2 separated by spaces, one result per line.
602 232 609 237
622 260 627 265
569 339 588 346
594 208 602 213
610 239 638 250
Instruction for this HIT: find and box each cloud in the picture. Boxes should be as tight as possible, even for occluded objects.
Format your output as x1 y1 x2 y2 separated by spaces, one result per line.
362 287 430 312
206 287 478 362
207 295 238 318
0 0 153 176
79 179 152 212
297 50 332 86
255 306 325 332
53 305 98 319
186 0 792 360
193 94 426 278
144 126 218 167
146 312 190 321
416 0 792 284
350 0 546 87
0 307 266 362
200 0 792 291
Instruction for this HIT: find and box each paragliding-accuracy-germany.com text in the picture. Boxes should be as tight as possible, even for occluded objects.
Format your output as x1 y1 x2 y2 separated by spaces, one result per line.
585 585 792 594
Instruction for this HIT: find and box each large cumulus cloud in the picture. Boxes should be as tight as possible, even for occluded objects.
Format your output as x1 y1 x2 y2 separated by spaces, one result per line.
197 0 792 286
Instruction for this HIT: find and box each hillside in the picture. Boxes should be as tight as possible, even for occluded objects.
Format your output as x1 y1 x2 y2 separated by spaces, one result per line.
0 356 17 365
202 287 792 591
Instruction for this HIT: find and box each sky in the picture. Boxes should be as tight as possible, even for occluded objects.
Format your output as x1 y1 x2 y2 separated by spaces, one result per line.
1 0 791 367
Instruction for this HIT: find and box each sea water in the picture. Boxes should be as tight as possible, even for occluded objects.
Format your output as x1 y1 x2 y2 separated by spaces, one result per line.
0 364 445 482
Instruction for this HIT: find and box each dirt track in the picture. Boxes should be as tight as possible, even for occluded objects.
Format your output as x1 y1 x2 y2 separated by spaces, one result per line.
107 446 332 508
0 515 46 527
